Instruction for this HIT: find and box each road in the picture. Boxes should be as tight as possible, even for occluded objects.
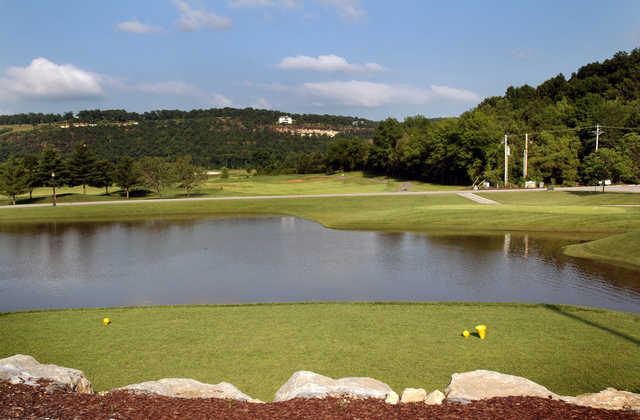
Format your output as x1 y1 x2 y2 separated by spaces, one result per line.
1 185 638 210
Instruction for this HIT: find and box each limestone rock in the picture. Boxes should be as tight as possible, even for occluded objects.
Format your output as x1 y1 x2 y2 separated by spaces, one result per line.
0 354 92 393
114 378 262 402
400 388 426 403
274 371 393 402
425 390 446 405
563 388 640 411
445 370 558 403
384 390 399 405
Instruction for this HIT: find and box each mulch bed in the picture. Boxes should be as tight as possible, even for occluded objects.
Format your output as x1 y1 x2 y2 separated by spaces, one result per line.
1 381 638 419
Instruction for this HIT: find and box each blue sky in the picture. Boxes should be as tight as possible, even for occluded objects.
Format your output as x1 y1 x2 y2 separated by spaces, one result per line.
1 0 639 120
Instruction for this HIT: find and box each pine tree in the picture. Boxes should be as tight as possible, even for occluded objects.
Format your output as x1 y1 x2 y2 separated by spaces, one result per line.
0 156 29 205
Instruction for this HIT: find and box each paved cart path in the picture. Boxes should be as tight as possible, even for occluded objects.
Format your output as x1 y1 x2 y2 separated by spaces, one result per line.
1 185 638 210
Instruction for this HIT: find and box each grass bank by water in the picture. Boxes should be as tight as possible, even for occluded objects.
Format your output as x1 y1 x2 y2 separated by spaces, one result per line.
563 232 640 270
1 303 638 401
1 191 639 269
0 172 464 206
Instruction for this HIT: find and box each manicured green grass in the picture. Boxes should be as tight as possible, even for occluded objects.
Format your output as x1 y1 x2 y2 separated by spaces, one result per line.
0 172 465 206
1 303 638 401
1 192 639 268
564 232 640 270
479 190 640 206
1 194 639 234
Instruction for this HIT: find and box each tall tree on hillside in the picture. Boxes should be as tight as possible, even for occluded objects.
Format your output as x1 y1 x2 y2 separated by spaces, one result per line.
113 156 139 199
68 143 98 194
137 156 172 195
38 147 67 201
174 155 207 197
22 154 39 200
0 156 29 205
90 160 116 194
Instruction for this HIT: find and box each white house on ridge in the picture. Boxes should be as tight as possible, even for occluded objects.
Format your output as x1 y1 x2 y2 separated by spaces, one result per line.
278 115 293 125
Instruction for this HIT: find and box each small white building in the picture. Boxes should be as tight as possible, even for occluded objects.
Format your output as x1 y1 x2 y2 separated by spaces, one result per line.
278 116 293 125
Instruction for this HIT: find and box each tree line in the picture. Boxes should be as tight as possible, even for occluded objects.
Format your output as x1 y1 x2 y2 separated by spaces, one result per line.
326 49 640 186
0 107 375 128
0 117 372 169
0 144 209 205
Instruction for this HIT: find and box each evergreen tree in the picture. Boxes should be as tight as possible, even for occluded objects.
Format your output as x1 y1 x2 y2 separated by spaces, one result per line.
68 143 98 194
90 160 115 194
113 156 139 199
0 156 29 205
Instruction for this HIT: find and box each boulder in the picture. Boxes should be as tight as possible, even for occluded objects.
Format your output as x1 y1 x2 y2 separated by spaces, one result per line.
274 371 394 402
384 390 399 405
114 378 262 402
400 388 426 403
0 354 92 393
425 390 446 405
445 370 558 403
563 388 640 411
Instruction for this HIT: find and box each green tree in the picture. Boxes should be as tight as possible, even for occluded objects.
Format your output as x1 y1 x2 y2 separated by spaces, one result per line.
220 166 229 179
38 147 67 202
0 156 29 205
174 155 208 197
68 143 98 194
22 154 39 200
113 156 139 199
137 156 172 195
90 160 115 194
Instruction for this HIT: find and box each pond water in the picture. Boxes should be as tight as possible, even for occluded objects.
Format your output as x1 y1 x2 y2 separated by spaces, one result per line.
0 217 638 313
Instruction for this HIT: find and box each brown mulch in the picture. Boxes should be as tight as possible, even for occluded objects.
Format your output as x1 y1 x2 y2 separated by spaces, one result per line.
1 381 638 420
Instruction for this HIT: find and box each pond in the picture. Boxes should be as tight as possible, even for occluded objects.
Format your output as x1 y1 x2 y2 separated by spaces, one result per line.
0 217 638 313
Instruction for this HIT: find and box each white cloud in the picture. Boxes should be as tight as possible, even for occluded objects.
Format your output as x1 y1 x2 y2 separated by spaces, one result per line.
211 93 233 107
316 0 364 20
278 54 386 73
251 97 273 109
303 80 428 107
298 80 481 107
229 0 299 8
136 81 204 97
430 85 481 102
172 0 232 31
133 80 233 107
0 58 102 101
116 19 162 34
512 48 534 59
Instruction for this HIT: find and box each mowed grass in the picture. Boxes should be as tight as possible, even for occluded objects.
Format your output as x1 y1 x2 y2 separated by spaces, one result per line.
478 190 640 206
564 232 640 269
0 172 465 206
0 303 638 401
1 194 639 234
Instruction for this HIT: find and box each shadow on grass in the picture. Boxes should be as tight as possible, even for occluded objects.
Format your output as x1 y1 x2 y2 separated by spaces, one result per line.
543 304 639 346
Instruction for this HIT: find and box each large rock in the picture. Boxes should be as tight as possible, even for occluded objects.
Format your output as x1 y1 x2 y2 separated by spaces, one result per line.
114 378 262 403
274 371 394 402
400 388 426 403
445 370 558 403
563 388 640 411
0 354 92 393
425 390 446 405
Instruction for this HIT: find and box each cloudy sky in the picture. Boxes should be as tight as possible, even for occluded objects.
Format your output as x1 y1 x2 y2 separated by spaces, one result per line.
1 1 639 120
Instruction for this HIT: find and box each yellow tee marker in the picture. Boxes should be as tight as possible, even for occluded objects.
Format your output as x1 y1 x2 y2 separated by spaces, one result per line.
103 317 111 326
462 330 470 338
475 324 486 339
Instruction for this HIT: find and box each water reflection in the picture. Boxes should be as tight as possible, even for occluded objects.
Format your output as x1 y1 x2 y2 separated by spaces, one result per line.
0 218 638 313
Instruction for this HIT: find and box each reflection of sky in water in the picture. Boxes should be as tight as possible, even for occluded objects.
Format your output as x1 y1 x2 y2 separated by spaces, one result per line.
0 217 638 313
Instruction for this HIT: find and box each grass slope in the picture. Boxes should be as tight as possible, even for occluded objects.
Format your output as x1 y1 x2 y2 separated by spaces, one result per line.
1 303 638 401
0 172 465 206
564 232 640 269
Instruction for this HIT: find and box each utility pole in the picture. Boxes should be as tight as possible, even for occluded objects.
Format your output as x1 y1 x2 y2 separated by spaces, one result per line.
504 134 509 188
594 124 604 152
523 133 528 179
